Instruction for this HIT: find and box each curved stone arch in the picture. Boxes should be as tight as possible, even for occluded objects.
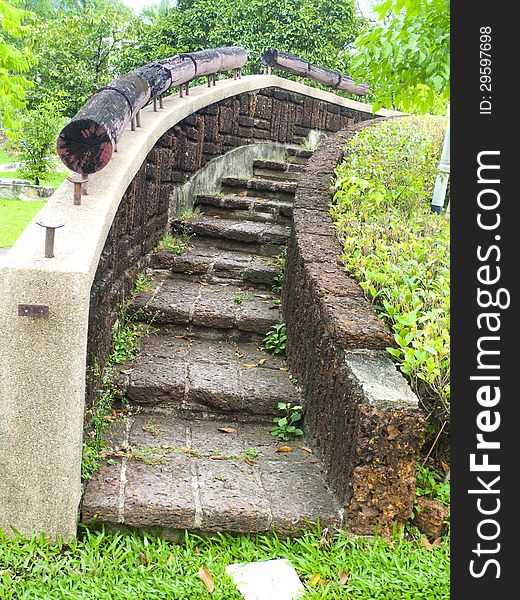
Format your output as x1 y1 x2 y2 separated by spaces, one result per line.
0 75 397 540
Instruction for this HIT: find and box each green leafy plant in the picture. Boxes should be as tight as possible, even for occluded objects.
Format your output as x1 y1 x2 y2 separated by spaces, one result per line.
0 0 35 128
157 233 190 256
271 249 286 294
416 464 450 506
133 272 152 294
244 447 262 460
270 402 304 441
8 100 65 184
350 0 450 114
179 204 201 221
233 293 252 304
332 116 450 456
262 323 287 355
109 312 144 366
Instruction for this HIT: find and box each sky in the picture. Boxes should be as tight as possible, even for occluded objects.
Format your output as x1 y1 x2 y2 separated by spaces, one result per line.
122 0 153 13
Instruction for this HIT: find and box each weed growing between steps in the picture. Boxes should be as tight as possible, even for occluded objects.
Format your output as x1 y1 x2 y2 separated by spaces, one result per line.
270 401 304 441
156 232 191 256
101 443 265 466
271 248 286 294
262 323 287 355
82 275 157 482
0 526 450 599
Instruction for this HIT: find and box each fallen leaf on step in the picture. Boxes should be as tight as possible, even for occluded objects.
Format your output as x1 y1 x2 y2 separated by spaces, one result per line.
279 367 288 372
421 537 434 552
276 446 293 453
300 447 313 454
198 566 215 593
217 427 237 434
309 573 326 587
212 215 221 219
338 570 348 586
257 358 266 365
181 447 200 456
242 363 258 369
244 456 256 466
210 455 229 461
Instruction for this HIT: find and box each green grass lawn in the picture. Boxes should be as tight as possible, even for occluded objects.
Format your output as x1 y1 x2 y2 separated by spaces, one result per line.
0 147 14 165
0 170 69 188
0 199 46 248
0 527 449 599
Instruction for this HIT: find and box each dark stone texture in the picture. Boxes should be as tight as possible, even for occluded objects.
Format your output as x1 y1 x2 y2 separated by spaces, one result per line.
81 415 340 536
113 335 296 417
282 122 425 536
129 275 280 335
412 497 450 539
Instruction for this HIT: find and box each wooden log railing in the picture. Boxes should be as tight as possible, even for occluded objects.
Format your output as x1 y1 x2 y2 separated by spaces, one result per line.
56 47 248 175
261 48 369 97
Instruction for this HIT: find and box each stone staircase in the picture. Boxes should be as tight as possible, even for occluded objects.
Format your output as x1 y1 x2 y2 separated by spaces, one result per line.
81 147 342 536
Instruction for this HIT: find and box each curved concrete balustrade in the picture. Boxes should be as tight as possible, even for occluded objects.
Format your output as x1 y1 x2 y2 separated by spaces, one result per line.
0 74 398 541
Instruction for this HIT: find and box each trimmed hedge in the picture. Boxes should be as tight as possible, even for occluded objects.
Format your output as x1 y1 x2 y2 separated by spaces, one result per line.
331 116 449 454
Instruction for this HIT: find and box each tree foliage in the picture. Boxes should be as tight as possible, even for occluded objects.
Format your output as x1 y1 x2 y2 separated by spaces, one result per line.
350 0 450 113
127 0 363 75
0 0 35 127
25 0 135 116
10 99 64 183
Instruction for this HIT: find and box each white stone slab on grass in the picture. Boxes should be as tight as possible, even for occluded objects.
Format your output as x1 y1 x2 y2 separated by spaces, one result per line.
226 559 305 600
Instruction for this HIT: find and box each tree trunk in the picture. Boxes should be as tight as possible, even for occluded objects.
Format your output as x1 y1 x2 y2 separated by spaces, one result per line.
261 48 369 96
57 47 249 175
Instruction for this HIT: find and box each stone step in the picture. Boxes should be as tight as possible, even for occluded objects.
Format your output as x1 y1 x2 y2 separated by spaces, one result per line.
286 147 314 164
195 194 292 225
151 246 280 286
82 413 341 536
252 160 304 181
113 334 298 416
172 216 290 257
220 177 297 201
130 273 281 335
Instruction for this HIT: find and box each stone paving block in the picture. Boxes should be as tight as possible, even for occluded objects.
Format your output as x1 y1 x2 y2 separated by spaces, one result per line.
81 460 122 523
259 459 340 535
124 458 196 530
237 296 280 333
197 459 271 532
188 337 238 364
236 341 282 370
82 415 340 536
187 362 242 412
133 278 200 324
192 284 237 328
126 355 185 407
240 368 300 413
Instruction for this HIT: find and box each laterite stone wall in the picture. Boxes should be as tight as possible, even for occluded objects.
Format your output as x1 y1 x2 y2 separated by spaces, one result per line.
85 87 374 411
283 122 425 536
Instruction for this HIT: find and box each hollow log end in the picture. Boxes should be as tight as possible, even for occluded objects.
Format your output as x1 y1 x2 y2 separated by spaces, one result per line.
261 48 279 66
56 119 113 175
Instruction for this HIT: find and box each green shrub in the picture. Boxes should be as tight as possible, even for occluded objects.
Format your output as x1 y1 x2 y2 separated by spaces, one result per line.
331 116 449 455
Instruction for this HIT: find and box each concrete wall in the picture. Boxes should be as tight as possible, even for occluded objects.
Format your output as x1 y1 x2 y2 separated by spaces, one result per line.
0 74 398 541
